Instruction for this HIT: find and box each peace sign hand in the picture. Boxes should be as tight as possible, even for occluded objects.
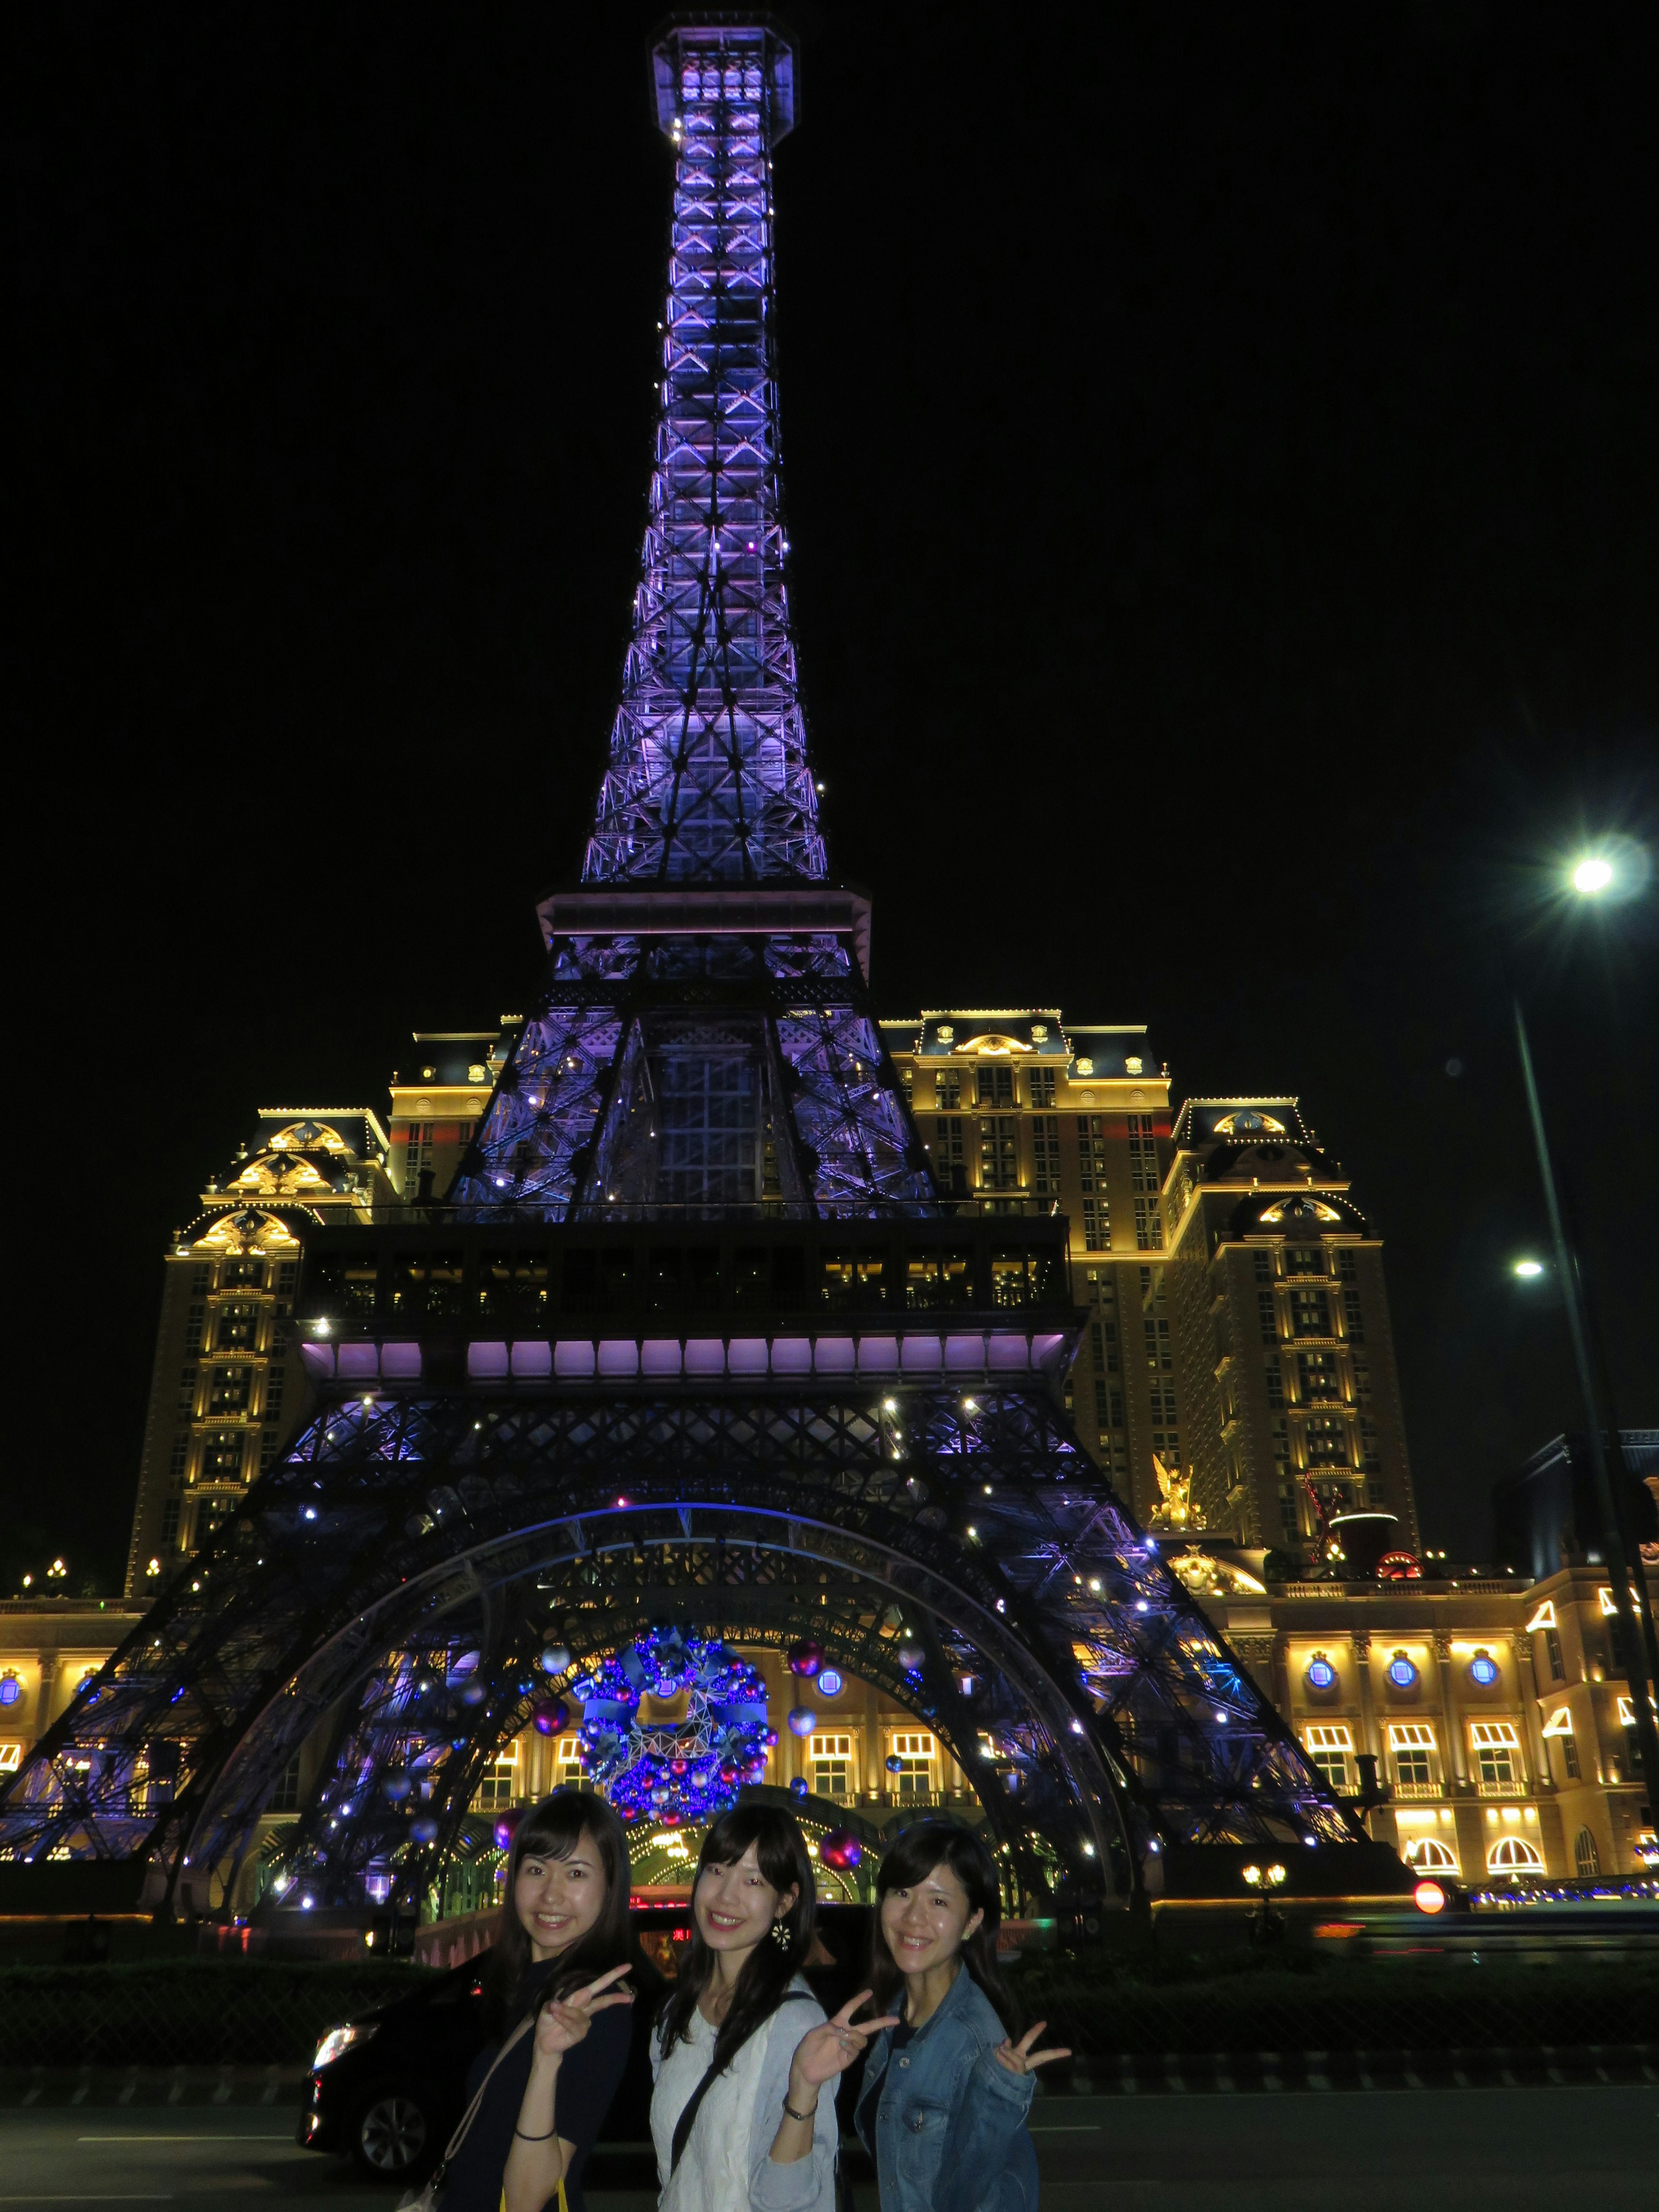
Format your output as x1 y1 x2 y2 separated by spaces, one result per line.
992 2020 1071 2076
534 1961 636 2061
789 1990 902 2093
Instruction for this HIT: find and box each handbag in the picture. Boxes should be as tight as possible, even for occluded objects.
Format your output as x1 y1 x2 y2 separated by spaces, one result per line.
394 2011 567 2212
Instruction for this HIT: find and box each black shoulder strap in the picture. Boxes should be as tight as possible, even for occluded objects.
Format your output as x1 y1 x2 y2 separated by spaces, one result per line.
669 1989 815 2174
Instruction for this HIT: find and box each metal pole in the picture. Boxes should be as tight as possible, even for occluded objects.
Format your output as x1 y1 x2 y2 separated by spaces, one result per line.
1513 996 1659 1832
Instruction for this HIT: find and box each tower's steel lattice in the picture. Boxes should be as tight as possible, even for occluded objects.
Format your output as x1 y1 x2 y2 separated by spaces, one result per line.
2 19 1401 1917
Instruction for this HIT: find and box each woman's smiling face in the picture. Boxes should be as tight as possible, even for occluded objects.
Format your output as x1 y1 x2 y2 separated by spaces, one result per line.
694 1838 796 1958
880 1859 983 1977
515 1829 607 1962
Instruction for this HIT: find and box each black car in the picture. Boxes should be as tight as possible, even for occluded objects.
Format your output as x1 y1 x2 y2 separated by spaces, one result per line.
297 1902 874 2186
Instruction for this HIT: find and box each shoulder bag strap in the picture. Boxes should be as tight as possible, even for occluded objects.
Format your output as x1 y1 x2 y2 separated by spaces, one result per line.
669 1989 815 2175
432 2008 537 2182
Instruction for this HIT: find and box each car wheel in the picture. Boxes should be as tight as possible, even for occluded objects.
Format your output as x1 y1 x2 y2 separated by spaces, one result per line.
350 2090 430 2179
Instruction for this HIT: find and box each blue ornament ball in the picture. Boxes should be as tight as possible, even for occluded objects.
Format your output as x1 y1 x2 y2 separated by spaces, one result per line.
786 1706 817 1738
789 1777 808 1799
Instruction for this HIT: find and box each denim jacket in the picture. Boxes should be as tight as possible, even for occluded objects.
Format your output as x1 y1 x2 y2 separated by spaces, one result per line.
853 1965 1038 2212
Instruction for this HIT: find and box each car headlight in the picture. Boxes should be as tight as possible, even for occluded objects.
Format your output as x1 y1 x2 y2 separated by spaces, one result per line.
312 2022 378 2070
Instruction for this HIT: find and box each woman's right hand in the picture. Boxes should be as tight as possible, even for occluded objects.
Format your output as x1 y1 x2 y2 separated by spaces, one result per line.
788 1990 901 2095
534 1961 635 2062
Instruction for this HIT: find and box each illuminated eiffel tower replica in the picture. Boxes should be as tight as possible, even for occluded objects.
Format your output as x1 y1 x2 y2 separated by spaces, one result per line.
2 19 1401 1921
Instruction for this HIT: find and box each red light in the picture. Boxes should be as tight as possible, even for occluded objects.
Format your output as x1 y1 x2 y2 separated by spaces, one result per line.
1413 1879 1446 1914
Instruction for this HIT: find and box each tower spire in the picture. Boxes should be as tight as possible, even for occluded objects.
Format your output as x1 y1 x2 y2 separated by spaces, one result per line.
585 19 823 886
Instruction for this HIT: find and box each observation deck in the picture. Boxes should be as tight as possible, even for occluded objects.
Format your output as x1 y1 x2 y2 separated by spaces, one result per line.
294 1208 1081 1393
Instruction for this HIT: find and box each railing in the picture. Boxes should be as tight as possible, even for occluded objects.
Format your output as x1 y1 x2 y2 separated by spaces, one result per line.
1391 1780 1442 1801
1475 1777 1526 1799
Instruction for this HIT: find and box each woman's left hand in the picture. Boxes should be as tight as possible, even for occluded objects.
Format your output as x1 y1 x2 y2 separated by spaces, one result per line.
534 1961 635 2062
992 2020 1071 2076
789 1990 902 2092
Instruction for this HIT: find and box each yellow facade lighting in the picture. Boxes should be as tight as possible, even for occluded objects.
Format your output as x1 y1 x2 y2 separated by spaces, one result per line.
1524 1600 1556 1633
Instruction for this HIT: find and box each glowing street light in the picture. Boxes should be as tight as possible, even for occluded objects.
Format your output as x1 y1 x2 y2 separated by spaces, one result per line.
1511 1258 1545 1280
1570 854 1614 896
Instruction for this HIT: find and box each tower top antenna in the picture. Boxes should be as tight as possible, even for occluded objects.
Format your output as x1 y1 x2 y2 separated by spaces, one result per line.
586 10 818 885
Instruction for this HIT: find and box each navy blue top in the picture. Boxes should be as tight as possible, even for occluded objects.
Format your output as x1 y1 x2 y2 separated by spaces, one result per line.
442 1963 632 2212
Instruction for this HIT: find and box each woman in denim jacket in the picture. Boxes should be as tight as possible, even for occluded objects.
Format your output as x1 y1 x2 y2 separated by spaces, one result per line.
854 1823 1069 2212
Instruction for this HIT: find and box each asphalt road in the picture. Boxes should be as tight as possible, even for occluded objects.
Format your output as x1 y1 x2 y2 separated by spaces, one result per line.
1 2086 1654 2209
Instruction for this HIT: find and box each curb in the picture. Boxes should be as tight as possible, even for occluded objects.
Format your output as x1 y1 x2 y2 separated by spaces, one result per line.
0 2065 307 2108
1058 2044 1659 2094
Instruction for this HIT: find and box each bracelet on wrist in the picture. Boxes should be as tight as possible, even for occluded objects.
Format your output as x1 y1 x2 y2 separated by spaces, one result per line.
782 2093 817 2123
514 2125 559 2142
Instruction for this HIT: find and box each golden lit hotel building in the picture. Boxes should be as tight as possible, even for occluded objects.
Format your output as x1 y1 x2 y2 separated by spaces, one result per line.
7 1014 1653 1889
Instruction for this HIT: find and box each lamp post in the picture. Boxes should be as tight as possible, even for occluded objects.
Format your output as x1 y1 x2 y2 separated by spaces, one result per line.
1511 845 1659 1833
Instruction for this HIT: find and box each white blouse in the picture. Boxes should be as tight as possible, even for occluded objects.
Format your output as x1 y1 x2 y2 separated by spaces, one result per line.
650 1984 836 2212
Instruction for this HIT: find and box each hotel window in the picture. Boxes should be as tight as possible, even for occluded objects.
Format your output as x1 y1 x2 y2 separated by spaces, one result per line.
263 1367 285 1420
1342 1287 1365 1344
1573 1827 1600 1877
1305 1419 1351 1468
930 1116 967 1197
1403 1834 1458 1875
184 1302 206 1355
1077 1114 1108 1193
976 1065 1014 1109
1144 1316 1172 1372
477 1743 519 1809
202 1433 245 1483
979 1116 1019 1191
1028 1067 1055 1108
810 1733 852 1798
1032 1116 1062 1195
269 1753 302 1814
1561 1732 1580 1780
1254 1248 1275 1283
217 1303 260 1351
177 1365 199 1417
1081 1198 1109 1250
168 1433 191 1481
1133 1197 1163 1250
555 1737 585 1785
1127 1116 1160 1193
1352 1356 1373 1405
1296 1351 1341 1405
161 1497 182 1546
1388 1722 1437 1790
209 1366 252 1414
1089 1319 1119 1376
1265 1358 1285 1411
1292 1287 1331 1338
935 1070 961 1110
898 1065 912 1104
889 1730 936 1801
1486 1834 1545 1874
1470 1721 1522 1791
1303 1723 1353 1792
1359 1418 1382 1474
1545 1626 1565 1682
1277 1480 1299 1539
1257 1290 1280 1346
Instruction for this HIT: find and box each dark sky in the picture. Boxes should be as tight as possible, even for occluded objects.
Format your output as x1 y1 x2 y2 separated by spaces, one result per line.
8 4 1656 1595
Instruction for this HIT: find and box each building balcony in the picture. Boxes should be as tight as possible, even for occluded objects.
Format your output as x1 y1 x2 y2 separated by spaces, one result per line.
1475 1777 1527 1799
1391 1780 1443 1802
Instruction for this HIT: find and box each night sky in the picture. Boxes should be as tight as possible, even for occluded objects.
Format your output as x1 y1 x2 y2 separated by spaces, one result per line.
9 5 1656 1595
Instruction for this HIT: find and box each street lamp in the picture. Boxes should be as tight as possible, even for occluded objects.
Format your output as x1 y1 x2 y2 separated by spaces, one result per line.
1510 837 1659 1829
1511 1258 1545 1281
1570 855 1614 897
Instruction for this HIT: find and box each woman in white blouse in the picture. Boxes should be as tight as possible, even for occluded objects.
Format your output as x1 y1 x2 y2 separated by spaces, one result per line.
651 1805 895 2212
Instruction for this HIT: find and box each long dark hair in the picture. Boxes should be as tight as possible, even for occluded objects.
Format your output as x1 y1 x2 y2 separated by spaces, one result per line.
485 1789 632 2028
870 1821 1017 2034
657 1805 816 2075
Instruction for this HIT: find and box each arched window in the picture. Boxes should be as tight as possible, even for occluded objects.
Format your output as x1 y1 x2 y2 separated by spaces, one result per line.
1486 1834 1545 1874
1573 1828 1600 1878
1404 1835 1458 1874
